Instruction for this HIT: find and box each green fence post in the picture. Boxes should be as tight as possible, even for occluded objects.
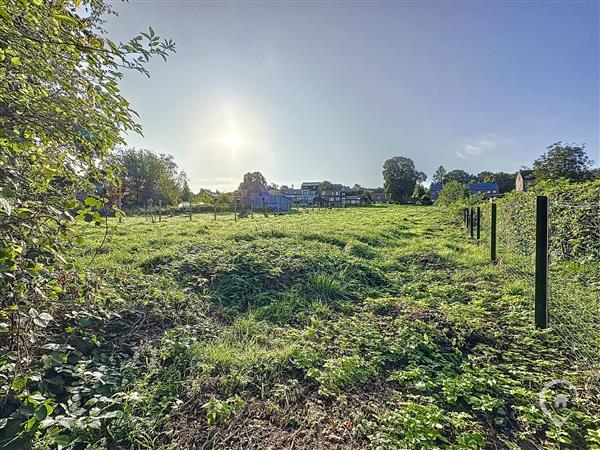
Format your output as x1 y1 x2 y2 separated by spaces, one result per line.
469 208 474 238
476 206 481 241
491 202 497 262
535 195 548 329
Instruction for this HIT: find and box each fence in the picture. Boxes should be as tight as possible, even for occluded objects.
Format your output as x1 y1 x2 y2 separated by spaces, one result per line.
461 187 600 383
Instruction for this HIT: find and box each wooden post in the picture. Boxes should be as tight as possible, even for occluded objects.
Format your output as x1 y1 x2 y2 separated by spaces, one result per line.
535 195 549 329
491 202 497 262
189 202 192 221
476 206 480 241
469 208 474 238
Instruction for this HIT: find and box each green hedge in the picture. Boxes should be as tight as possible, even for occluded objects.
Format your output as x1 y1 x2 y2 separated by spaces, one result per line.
490 180 599 262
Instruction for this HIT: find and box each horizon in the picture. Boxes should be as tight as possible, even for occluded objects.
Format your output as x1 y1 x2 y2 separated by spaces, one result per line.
106 1 599 192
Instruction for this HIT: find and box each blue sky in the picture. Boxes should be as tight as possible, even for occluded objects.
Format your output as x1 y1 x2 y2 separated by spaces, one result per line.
106 1 599 191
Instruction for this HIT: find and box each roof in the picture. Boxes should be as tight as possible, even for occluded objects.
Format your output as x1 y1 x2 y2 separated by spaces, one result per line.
468 182 498 190
282 188 302 195
301 182 320 187
430 183 443 191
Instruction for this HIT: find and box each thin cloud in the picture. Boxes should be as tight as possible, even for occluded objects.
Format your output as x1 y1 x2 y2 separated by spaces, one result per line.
457 136 498 159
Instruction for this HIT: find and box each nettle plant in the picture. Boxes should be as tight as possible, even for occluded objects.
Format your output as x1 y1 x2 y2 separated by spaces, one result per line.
0 0 173 445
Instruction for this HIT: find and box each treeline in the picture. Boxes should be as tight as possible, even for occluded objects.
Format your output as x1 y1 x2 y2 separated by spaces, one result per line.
424 142 597 206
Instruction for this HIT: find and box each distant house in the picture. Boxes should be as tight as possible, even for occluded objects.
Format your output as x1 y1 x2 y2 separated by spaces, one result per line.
429 183 443 201
317 188 368 207
300 182 320 204
240 189 292 214
319 189 343 206
515 170 536 192
468 182 499 198
281 188 303 204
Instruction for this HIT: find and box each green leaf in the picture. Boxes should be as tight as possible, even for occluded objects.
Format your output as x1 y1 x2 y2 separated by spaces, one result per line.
10 56 20 66
34 404 48 421
54 14 78 27
0 6 12 24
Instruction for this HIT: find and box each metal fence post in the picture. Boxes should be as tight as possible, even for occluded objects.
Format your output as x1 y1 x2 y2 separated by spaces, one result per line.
469 208 474 238
535 195 548 329
234 198 237 222
213 202 217 221
491 202 497 262
476 206 481 241
158 199 162 222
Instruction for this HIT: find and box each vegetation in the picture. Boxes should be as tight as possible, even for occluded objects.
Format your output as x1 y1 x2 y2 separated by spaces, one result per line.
109 148 186 208
434 180 468 206
1 206 598 448
0 1 174 446
382 156 426 203
533 142 595 182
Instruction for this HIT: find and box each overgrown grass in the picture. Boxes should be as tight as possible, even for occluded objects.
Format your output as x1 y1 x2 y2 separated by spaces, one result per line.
8 206 598 449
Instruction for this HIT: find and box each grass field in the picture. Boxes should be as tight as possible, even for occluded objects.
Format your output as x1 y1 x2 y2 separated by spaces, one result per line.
67 206 599 449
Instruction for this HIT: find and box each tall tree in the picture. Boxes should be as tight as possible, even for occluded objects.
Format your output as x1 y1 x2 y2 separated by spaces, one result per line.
432 166 447 184
239 171 268 195
110 148 182 207
533 142 594 181
382 156 426 203
445 169 472 185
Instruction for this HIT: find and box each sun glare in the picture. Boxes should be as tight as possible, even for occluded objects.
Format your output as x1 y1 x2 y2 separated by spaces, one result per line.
226 132 242 150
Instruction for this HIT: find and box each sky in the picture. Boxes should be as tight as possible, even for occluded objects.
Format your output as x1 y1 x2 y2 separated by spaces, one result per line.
105 1 600 191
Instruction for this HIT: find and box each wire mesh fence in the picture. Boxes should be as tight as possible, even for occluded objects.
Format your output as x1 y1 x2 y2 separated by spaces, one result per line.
461 192 600 384
547 199 600 384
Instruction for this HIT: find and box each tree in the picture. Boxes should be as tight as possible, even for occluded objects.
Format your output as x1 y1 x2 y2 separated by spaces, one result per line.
412 184 426 200
445 169 472 185
432 166 447 184
533 142 594 181
181 178 192 203
239 171 268 195
484 172 516 193
382 157 426 203
476 171 493 182
110 148 183 207
435 180 468 206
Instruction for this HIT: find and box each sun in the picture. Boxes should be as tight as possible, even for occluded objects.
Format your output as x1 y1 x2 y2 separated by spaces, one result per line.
226 132 242 150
